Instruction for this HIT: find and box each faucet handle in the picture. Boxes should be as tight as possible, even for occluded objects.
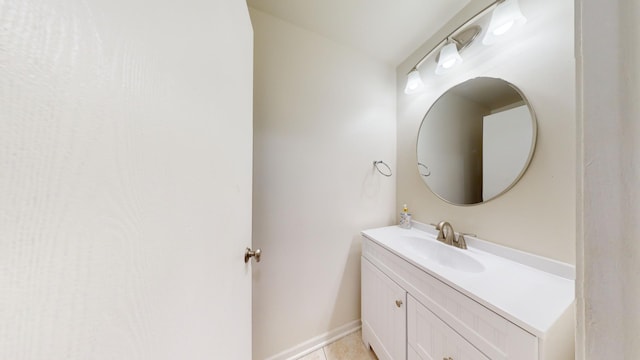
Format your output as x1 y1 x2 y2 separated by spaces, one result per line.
454 233 475 250
453 234 467 249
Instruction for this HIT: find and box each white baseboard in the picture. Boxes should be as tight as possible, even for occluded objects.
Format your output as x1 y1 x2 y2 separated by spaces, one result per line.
264 320 362 360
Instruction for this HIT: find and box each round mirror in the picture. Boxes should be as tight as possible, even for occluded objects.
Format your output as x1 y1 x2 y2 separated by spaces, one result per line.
416 77 537 205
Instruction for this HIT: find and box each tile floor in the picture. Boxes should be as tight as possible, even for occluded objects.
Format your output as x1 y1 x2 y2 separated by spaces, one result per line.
298 330 378 360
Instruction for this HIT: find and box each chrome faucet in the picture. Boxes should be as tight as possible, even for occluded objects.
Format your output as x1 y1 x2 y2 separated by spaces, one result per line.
436 221 455 246
435 221 468 250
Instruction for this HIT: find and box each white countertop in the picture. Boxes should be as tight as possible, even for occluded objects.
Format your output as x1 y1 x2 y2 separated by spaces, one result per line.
361 224 575 337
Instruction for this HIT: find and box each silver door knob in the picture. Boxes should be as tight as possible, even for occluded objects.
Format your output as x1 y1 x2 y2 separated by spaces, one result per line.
245 247 262 263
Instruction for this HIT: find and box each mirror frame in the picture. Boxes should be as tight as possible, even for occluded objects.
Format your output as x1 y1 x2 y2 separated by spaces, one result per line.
415 77 538 206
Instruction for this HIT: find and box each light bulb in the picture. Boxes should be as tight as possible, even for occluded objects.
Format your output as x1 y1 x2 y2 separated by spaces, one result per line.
483 0 527 45
492 20 514 36
435 43 463 75
442 57 457 69
404 69 424 94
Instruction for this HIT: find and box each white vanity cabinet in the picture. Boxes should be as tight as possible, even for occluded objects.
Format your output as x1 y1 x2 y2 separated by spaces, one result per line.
361 257 406 360
361 225 575 360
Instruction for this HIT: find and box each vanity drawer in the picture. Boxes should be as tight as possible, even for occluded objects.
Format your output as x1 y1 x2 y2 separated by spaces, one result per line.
362 237 538 360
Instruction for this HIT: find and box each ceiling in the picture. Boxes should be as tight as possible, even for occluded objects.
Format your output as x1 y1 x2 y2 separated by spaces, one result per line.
245 0 471 66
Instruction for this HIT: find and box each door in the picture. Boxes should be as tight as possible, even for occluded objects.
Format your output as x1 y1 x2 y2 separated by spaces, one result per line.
362 258 407 360
482 105 533 200
0 0 253 359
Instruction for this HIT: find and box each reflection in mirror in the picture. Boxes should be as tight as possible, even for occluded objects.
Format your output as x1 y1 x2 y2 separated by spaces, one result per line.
416 77 536 205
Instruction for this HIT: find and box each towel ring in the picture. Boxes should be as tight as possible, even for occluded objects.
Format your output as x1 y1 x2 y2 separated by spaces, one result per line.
418 162 431 177
373 161 392 177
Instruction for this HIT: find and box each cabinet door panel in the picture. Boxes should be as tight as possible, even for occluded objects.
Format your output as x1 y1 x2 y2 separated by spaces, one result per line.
408 346 422 360
408 295 489 360
362 257 406 360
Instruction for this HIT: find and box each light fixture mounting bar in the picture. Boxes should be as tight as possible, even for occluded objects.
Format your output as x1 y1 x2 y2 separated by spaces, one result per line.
408 0 502 73
434 26 481 63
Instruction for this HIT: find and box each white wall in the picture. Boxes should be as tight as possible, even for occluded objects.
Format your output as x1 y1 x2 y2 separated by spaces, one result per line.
397 0 575 264
0 1 254 359
577 0 640 358
250 8 396 360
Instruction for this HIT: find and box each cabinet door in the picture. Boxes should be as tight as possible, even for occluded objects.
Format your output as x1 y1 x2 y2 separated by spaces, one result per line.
408 295 489 360
362 257 406 360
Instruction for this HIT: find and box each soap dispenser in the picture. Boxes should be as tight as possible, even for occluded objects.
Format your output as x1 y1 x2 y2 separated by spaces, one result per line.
399 204 412 229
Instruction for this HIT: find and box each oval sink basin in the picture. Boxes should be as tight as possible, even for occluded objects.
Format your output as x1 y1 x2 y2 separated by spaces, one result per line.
398 235 485 273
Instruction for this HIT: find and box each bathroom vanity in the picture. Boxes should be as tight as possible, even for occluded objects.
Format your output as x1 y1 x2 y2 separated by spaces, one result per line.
361 224 574 360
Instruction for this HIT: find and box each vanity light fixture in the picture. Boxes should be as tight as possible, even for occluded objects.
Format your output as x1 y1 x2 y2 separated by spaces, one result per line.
403 0 527 94
404 69 425 94
403 25 480 94
483 0 527 45
435 41 463 75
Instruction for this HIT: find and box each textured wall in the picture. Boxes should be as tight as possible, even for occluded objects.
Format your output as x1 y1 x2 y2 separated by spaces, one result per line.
250 8 396 359
0 0 254 358
396 0 576 264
